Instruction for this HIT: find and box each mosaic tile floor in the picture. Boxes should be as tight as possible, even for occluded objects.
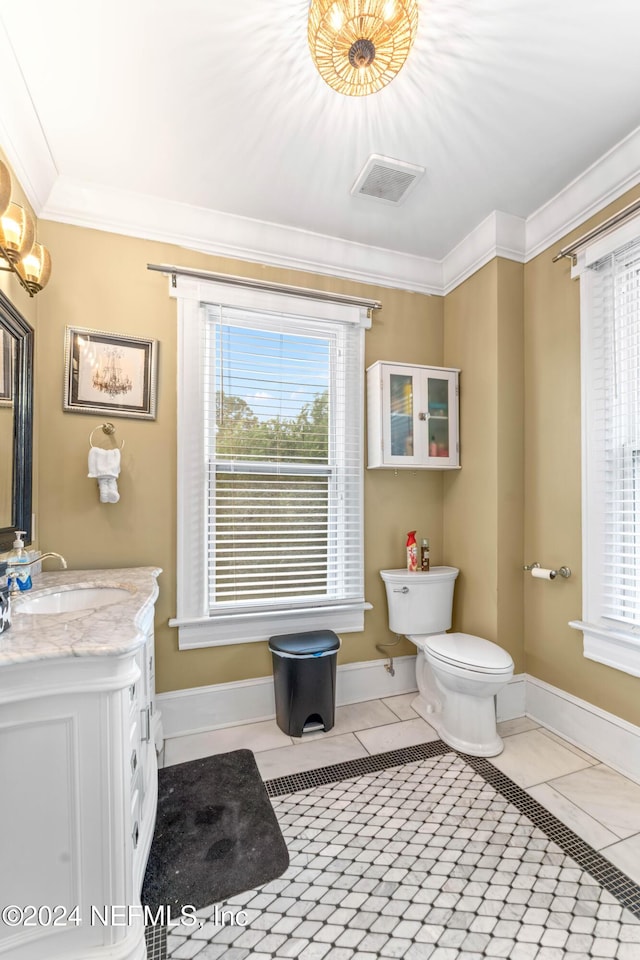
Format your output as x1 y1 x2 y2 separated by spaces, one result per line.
163 746 640 960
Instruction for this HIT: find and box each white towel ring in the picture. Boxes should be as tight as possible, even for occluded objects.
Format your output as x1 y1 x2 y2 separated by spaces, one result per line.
89 422 125 450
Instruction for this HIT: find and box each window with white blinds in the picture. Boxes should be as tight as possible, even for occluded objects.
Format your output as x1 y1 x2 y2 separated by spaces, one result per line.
204 304 363 612
590 244 640 626
171 275 369 649
571 226 640 675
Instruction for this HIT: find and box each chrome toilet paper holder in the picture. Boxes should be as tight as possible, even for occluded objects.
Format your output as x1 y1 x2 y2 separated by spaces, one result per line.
523 562 571 579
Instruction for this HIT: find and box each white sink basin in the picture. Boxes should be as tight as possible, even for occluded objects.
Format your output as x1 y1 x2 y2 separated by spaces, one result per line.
18 587 132 615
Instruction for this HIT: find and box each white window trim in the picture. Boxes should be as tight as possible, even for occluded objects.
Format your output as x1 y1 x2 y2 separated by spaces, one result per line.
168 275 371 649
569 217 640 676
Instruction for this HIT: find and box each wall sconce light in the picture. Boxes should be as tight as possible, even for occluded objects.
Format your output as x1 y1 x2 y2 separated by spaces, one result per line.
308 0 419 97
0 159 52 295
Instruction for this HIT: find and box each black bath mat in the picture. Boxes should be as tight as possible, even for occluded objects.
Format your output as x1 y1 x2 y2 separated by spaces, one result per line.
141 749 289 910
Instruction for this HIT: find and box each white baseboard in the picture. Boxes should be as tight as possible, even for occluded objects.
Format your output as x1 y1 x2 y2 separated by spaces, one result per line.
335 655 417 705
158 665 640 785
158 676 276 739
158 655 419 740
496 673 526 722
525 675 640 785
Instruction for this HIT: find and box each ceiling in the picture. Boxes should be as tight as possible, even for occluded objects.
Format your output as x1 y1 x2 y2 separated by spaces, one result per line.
2 0 640 270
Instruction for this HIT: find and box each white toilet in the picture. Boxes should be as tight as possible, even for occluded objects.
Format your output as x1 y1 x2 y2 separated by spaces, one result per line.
380 567 514 757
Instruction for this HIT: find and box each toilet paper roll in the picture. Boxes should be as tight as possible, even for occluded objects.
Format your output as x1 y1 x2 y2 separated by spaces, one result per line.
532 567 556 580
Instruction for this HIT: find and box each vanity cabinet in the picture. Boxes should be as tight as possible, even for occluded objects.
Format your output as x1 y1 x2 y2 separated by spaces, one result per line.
0 568 162 960
127 619 160 897
367 361 460 469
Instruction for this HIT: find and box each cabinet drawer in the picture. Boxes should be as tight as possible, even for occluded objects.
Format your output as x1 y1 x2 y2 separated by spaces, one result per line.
147 640 155 684
131 788 141 852
127 677 139 714
128 651 147 720
128 710 141 778
129 740 140 781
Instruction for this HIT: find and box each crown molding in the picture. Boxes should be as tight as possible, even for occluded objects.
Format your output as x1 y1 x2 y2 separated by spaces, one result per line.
524 124 640 262
38 120 640 295
0 15 57 212
41 176 445 297
41 176 532 299
4 30 640 302
441 211 526 295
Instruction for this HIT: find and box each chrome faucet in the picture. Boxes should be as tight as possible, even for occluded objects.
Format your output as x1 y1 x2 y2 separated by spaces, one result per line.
7 552 67 597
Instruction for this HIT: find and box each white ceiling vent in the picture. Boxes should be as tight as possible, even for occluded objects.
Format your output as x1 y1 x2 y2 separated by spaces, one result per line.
351 154 425 205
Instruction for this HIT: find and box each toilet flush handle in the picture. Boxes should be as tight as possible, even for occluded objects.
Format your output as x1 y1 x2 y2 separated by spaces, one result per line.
393 586 409 594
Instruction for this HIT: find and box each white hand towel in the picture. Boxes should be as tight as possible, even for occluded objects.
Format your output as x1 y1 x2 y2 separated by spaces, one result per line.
88 448 121 503
88 447 121 478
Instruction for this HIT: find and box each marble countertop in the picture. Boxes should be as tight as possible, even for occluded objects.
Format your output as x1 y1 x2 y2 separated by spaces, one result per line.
0 567 161 667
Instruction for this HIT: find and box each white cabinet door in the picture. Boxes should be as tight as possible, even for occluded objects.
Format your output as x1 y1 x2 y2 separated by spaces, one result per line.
381 363 424 467
419 367 459 469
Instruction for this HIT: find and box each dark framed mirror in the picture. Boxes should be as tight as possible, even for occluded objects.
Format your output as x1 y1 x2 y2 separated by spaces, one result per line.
0 289 33 551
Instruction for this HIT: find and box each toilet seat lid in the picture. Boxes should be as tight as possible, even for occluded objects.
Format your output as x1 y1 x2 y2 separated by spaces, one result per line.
423 632 513 673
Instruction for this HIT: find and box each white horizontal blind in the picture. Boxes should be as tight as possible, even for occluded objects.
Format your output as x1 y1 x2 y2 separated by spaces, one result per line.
203 304 363 613
589 239 640 626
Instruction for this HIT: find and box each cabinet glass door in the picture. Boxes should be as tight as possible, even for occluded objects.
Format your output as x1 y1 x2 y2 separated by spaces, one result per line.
381 367 421 465
389 373 414 457
427 376 449 459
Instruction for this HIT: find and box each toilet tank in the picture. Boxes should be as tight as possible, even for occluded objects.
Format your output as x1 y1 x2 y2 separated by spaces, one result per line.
380 567 459 636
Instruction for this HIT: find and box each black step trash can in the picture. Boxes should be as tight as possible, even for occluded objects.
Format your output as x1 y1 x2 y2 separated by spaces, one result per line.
268 630 341 737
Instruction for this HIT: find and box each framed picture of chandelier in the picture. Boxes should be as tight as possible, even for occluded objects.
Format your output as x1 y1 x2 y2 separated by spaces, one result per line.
63 326 158 420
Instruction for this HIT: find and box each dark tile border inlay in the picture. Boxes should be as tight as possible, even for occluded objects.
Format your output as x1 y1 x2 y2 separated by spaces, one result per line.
151 737 640 950
461 752 640 919
264 738 450 798
144 922 167 959
265 739 640 921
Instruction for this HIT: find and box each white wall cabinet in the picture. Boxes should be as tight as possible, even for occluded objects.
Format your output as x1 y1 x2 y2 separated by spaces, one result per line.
367 361 460 469
0 568 162 960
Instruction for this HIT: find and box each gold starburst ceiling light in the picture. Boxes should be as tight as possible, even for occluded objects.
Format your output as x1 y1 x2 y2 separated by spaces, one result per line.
308 0 419 97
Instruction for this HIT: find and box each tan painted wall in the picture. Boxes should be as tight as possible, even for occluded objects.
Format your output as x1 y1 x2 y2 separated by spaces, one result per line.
11 150 640 722
524 185 640 725
35 221 444 692
442 258 524 671
443 261 499 644
496 260 525 667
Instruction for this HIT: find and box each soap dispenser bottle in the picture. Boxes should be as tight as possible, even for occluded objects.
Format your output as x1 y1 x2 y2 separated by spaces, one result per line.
7 531 32 592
